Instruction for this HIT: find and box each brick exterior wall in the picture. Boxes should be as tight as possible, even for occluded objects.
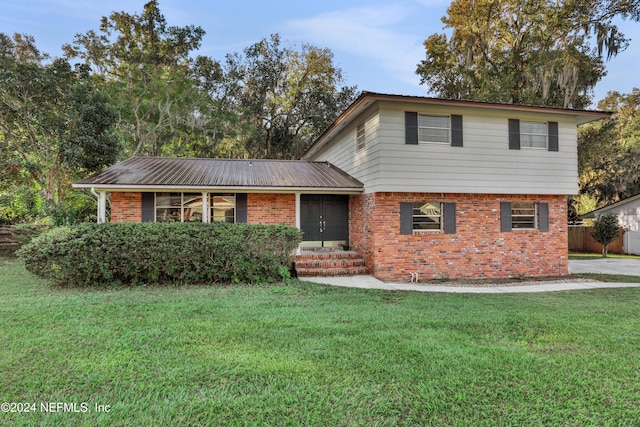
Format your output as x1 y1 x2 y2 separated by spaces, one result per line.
110 192 142 222
247 193 296 226
350 193 569 281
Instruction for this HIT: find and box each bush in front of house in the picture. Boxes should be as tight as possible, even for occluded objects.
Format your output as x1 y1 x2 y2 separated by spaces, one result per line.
17 222 302 286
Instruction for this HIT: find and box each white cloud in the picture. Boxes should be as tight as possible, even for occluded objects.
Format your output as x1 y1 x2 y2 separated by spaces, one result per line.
285 5 427 89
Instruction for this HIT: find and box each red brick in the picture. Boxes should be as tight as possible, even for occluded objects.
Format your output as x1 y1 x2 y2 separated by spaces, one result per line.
247 193 295 226
350 192 568 281
110 192 142 223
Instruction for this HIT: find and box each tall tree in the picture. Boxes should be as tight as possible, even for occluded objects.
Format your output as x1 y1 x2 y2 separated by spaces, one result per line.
63 0 229 157
416 0 639 108
217 34 358 159
578 89 640 207
0 33 119 207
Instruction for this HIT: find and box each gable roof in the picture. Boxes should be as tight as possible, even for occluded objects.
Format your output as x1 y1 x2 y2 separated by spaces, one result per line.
73 157 364 193
302 91 612 159
582 192 640 218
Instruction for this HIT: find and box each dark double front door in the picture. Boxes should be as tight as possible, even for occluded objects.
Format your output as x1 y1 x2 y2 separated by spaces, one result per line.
300 195 349 246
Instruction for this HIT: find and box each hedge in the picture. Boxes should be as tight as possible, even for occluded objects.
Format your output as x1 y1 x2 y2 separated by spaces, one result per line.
18 222 302 286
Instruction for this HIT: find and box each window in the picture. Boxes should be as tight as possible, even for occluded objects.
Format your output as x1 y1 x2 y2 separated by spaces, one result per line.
156 192 203 222
520 121 548 149
356 123 366 151
211 193 236 223
418 114 450 143
511 202 536 229
501 202 549 232
400 202 456 235
412 202 442 231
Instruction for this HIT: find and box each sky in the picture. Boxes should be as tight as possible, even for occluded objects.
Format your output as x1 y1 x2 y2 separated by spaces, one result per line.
1 0 639 108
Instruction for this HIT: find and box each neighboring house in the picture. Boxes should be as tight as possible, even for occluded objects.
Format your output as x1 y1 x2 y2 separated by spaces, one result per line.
583 193 640 255
74 92 610 281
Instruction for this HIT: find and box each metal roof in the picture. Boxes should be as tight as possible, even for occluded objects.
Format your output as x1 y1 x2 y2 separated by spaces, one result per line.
73 157 364 192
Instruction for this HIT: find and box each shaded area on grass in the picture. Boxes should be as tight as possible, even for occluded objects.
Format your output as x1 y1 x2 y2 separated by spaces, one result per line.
2 258 640 426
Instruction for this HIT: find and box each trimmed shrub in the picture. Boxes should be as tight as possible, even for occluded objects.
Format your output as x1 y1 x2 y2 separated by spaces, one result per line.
591 212 620 257
18 222 302 286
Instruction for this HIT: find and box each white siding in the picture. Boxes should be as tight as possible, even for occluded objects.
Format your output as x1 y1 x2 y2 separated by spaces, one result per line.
313 105 382 189
310 101 580 195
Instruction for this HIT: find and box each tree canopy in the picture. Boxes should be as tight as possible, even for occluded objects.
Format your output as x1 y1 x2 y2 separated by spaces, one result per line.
0 1 358 224
578 88 640 206
0 33 119 207
416 0 640 108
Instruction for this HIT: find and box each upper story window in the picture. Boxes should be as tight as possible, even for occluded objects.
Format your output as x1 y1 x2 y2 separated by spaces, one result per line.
520 121 548 149
509 119 558 151
419 114 450 144
356 123 366 152
405 112 463 147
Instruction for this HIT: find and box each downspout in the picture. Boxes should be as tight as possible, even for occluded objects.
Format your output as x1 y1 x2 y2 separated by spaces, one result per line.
91 188 106 224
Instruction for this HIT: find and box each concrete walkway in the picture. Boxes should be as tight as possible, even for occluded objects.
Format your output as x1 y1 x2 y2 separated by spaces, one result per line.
298 259 640 293
569 258 640 276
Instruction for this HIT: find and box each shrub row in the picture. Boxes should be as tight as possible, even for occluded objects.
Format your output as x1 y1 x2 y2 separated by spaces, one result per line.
18 222 302 286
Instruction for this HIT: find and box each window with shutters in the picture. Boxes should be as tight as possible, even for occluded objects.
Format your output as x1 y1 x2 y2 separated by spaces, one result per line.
520 121 548 149
501 201 549 231
418 114 450 144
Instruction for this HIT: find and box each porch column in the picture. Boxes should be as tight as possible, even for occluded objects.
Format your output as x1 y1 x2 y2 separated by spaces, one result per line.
201 192 209 223
295 193 301 254
97 191 107 224
295 193 301 229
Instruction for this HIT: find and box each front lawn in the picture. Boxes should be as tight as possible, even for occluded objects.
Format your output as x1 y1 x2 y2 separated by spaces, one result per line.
2 258 640 426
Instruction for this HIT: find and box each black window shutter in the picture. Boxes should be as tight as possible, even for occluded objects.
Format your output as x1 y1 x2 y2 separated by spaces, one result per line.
500 202 512 232
548 122 559 151
400 202 413 235
451 115 463 147
538 203 549 232
141 192 154 222
508 119 520 150
405 112 418 145
443 202 456 234
236 193 248 223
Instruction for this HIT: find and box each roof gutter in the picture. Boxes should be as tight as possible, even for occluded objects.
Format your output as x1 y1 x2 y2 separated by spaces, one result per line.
72 183 364 194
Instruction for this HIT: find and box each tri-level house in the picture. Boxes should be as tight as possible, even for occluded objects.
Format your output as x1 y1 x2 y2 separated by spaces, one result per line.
74 92 610 281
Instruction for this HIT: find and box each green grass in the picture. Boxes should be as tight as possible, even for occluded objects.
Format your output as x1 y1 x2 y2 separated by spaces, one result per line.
573 273 640 283
2 258 640 426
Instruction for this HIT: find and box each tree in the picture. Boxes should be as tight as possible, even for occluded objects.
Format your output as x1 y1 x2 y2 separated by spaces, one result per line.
591 212 620 257
416 0 639 108
578 89 640 207
216 34 358 159
0 33 119 211
63 0 230 158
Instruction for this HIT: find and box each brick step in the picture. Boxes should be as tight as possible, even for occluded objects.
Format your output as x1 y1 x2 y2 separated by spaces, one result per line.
294 258 367 269
292 251 364 260
291 250 369 277
295 266 370 277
